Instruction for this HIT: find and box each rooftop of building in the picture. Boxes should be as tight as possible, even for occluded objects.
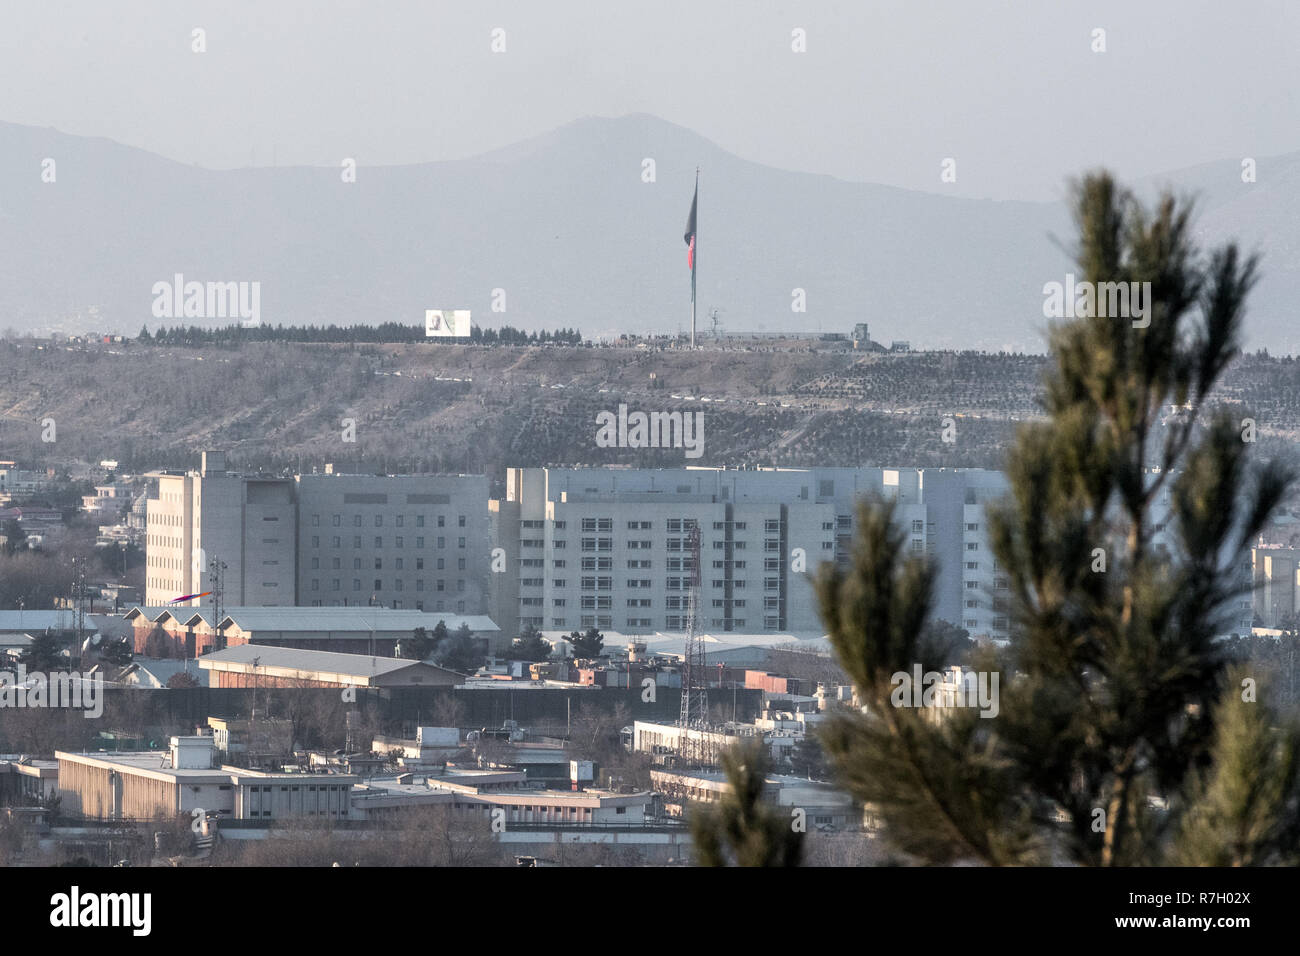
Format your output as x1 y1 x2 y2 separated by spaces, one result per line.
354 772 649 805
459 677 597 690
121 605 499 633
0 757 59 775
55 749 229 780
0 610 129 635
54 748 359 783
198 643 463 680
651 768 842 789
119 659 210 688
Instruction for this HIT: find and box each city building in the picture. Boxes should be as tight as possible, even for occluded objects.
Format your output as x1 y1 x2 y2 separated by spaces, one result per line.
651 768 858 829
633 719 798 765
206 716 294 762
118 659 209 689
80 480 140 520
0 460 53 499
144 451 297 606
123 605 500 657
350 767 652 824
55 736 359 822
491 466 1012 642
295 471 489 614
0 758 59 804
199 644 465 687
144 453 492 614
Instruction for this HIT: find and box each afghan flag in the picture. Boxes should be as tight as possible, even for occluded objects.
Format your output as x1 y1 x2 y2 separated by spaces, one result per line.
684 177 697 273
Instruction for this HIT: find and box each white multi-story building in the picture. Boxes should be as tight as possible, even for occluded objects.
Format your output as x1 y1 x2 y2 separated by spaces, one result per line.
295 472 489 613
490 466 1012 642
144 454 493 614
144 452 297 606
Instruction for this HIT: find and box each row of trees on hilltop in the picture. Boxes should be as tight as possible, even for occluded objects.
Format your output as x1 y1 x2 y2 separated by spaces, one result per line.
136 323 582 347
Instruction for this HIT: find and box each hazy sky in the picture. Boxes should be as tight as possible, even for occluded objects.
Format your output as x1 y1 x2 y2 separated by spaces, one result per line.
3 0 1297 201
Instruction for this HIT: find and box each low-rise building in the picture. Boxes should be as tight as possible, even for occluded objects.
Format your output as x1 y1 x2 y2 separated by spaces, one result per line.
0 757 59 804
350 768 652 825
207 716 294 761
122 605 500 658
199 644 464 688
55 736 358 822
633 719 796 766
651 768 858 829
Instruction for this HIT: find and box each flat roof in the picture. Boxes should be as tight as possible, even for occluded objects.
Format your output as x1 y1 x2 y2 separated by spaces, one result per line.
123 606 499 634
55 750 229 783
55 749 359 785
199 644 462 680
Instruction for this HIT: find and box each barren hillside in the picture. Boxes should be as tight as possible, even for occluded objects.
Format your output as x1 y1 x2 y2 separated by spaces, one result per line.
2 341 1297 487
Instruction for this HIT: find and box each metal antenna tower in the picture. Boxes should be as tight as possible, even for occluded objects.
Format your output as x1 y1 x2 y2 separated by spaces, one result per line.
209 557 227 652
73 556 86 647
678 522 708 728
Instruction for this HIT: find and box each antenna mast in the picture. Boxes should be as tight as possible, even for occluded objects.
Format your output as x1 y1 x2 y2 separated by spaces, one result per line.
209 557 227 652
678 522 708 729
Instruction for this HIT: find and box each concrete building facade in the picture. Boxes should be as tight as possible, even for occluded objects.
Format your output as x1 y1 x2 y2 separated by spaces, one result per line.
144 452 296 607
491 466 1013 642
144 454 492 615
295 473 489 614
55 737 358 822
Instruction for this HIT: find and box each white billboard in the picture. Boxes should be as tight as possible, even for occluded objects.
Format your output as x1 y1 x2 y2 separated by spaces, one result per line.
425 309 472 338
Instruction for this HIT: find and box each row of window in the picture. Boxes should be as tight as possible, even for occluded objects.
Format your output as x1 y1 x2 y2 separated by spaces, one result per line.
965 617 1010 630
310 599 465 612
308 536 467 549
546 614 782 630
310 514 466 528
309 578 467 592
310 556 465 571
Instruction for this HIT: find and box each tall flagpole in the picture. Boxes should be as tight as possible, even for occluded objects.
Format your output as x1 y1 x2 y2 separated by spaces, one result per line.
691 167 698 348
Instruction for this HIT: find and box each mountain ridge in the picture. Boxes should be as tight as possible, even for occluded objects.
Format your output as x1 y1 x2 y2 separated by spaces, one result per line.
1 114 1295 350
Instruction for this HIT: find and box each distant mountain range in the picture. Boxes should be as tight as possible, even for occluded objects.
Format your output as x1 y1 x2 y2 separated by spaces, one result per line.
2 113 1297 351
